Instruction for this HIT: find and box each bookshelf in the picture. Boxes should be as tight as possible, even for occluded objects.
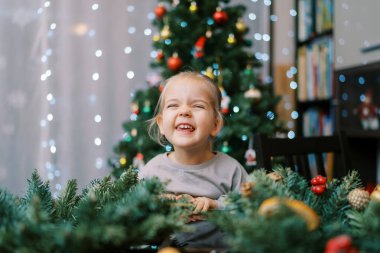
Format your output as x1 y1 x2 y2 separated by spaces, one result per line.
335 62 380 184
294 0 380 185
295 0 334 137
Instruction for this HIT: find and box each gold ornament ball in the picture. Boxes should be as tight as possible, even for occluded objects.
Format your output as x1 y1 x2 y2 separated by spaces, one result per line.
348 188 370 211
157 247 181 253
160 25 171 40
189 2 197 12
153 34 160 42
370 186 380 201
236 19 247 32
227 33 237 45
119 156 127 166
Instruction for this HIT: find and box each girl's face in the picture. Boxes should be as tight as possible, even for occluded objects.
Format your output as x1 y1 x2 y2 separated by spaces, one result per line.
157 77 222 153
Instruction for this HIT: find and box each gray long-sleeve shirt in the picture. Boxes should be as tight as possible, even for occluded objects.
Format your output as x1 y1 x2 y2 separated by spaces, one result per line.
138 152 248 209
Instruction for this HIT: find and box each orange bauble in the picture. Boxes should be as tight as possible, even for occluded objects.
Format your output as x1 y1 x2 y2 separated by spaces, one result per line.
167 54 183 72
213 8 229 24
155 4 167 19
258 197 320 231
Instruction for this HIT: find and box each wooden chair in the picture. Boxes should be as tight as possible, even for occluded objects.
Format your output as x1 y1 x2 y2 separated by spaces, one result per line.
253 132 352 180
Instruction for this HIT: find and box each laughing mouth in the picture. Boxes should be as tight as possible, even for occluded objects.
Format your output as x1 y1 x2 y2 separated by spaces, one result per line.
176 123 195 131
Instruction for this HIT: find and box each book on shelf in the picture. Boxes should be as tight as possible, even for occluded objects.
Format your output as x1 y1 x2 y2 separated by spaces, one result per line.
302 108 334 137
297 37 334 101
298 0 313 41
316 0 333 34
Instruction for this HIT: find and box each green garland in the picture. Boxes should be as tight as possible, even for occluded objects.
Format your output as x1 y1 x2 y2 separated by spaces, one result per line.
211 167 380 253
1 167 379 252
0 168 186 252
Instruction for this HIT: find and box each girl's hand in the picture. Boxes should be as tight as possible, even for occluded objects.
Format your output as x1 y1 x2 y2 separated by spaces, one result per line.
175 194 194 202
159 193 177 200
192 197 217 214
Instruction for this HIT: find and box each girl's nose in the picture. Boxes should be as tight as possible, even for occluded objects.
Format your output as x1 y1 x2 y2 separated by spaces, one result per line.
179 107 191 117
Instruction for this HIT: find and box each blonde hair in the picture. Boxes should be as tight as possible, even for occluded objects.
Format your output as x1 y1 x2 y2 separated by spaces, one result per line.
148 71 224 146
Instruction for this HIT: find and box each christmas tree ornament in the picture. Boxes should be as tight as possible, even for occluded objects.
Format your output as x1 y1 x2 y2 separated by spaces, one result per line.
119 155 127 166
370 185 380 202
220 87 231 114
240 182 254 197
133 153 145 170
172 0 180 6
131 128 138 137
159 83 165 92
193 36 206 58
221 141 231 153
348 188 370 211
354 89 379 130
245 138 257 166
204 67 214 79
267 171 283 182
205 29 212 38
311 175 327 185
235 19 247 33
131 102 140 115
143 100 151 113
213 7 229 24
227 33 237 45
153 34 160 42
154 4 167 19
189 1 197 13
244 85 262 100
167 53 183 72
157 247 181 253
258 197 320 231
160 25 171 40
122 132 132 142
324 234 358 253
311 175 327 195
156 49 164 62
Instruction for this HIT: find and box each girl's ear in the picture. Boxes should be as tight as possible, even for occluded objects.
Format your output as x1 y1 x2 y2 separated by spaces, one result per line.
210 117 223 138
156 114 165 135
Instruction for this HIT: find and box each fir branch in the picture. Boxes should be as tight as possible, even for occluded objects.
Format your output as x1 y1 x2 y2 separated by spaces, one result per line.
0 189 23 227
21 170 54 217
320 170 362 223
348 202 380 252
54 179 80 222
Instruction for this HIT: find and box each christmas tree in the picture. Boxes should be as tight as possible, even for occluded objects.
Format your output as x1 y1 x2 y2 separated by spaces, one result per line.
109 0 284 177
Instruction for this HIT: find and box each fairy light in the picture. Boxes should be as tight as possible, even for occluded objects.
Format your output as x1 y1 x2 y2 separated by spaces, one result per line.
35 1 64 198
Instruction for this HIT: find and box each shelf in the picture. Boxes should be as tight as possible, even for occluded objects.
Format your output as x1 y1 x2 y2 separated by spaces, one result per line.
297 98 332 108
344 129 380 138
297 29 333 46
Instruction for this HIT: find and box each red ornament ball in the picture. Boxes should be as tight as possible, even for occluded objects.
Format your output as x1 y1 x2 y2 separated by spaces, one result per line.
213 9 229 24
155 5 167 19
311 175 327 186
156 50 164 61
311 185 326 195
221 108 229 114
167 55 183 72
325 234 358 253
311 175 327 196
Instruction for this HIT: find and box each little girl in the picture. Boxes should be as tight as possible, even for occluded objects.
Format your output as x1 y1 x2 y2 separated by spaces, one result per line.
139 71 248 248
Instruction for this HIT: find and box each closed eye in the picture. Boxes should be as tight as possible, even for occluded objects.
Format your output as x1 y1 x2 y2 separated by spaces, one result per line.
166 104 178 108
193 104 205 109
